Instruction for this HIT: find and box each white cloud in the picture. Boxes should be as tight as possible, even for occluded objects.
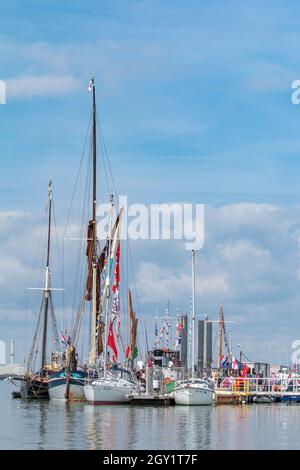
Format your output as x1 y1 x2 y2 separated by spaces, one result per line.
2 202 300 363
6 74 81 99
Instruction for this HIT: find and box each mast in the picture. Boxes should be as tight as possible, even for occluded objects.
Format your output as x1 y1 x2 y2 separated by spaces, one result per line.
191 250 196 380
90 77 98 366
103 194 114 373
218 305 223 370
41 180 52 373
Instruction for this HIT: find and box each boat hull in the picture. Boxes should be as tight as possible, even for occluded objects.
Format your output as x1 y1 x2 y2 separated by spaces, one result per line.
20 378 49 399
84 380 136 404
174 385 213 405
253 396 274 403
48 371 87 401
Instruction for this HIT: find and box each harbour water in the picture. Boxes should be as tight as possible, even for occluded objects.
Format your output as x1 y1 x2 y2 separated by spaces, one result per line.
1 382 300 450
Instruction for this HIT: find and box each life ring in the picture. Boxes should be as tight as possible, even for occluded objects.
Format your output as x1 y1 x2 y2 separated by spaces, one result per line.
164 377 172 386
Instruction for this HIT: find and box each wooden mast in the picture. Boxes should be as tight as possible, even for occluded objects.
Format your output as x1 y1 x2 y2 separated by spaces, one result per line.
41 180 52 374
90 77 98 366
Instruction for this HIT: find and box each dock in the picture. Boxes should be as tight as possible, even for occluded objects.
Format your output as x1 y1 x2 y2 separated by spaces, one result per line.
215 377 300 404
127 394 175 406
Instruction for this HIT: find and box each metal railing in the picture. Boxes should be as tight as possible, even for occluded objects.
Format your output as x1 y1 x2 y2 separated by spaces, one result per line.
218 377 300 394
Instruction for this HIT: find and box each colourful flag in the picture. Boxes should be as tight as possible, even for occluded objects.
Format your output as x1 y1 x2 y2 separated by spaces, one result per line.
242 362 249 377
232 356 239 370
125 345 130 359
107 321 118 362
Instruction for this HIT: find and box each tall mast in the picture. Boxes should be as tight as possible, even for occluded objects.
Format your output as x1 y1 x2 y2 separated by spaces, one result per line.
92 78 97 230
103 194 114 373
90 77 98 366
41 180 52 373
191 249 196 380
218 305 223 371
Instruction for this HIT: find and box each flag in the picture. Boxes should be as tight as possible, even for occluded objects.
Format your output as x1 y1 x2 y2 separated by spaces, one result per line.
242 362 249 377
232 356 239 370
125 345 130 359
112 243 121 337
107 321 118 362
61 334 71 346
134 346 138 359
221 355 229 369
88 77 94 93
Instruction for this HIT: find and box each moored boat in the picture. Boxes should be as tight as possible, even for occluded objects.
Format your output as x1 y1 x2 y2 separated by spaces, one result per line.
20 376 49 399
85 369 136 405
18 181 63 400
173 379 214 406
174 251 213 406
48 369 87 401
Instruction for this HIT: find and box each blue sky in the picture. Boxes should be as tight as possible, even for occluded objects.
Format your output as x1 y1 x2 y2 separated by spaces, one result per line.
1 1 300 365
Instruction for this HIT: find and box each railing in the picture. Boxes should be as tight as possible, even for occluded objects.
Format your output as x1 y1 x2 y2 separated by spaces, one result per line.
218 377 300 394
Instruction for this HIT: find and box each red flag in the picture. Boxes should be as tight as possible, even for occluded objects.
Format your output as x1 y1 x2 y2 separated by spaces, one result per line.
242 362 249 377
107 321 118 361
125 345 130 359
112 243 120 294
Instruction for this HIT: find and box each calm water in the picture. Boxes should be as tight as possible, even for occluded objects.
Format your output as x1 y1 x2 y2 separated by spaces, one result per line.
1 381 300 449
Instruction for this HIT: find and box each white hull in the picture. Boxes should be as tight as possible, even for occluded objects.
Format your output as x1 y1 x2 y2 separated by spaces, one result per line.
174 383 213 406
48 383 85 401
84 379 136 404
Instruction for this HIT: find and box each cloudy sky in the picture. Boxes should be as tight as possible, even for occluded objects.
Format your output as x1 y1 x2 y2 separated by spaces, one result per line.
1 0 300 365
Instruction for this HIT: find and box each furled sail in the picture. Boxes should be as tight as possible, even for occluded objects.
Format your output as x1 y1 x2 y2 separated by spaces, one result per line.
128 289 138 366
85 210 123 361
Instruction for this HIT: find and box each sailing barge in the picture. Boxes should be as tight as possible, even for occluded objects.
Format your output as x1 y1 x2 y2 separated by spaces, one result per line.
20 181 63 399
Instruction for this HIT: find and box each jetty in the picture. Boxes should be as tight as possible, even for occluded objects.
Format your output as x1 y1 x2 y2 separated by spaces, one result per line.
127 393 175 406
215 376 300 404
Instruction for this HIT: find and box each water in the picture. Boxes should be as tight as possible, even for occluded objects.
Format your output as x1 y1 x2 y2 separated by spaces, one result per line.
1 381 300 449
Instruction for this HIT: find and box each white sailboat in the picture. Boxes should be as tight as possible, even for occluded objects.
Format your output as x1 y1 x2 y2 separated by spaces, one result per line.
173 250 214 406
84 368 136 405
83 78 137 404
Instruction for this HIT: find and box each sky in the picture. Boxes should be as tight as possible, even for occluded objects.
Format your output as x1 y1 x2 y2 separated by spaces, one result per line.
1 0 300 366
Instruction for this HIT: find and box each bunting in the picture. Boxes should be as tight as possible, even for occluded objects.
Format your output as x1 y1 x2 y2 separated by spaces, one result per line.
111 243 121 337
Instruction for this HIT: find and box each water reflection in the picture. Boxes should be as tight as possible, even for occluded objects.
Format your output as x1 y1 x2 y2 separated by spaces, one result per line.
3 382 300 450
175 406 211 449
83 404 212 450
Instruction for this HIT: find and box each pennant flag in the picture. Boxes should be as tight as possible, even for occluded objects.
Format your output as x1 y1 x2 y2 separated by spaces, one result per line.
134 346 138 359
107 321 118 362
88 77 94 93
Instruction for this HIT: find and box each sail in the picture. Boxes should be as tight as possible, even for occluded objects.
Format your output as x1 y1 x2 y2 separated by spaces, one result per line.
128 289 138 365
86 208 123 365
85 220 94 301
85 212 121 302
